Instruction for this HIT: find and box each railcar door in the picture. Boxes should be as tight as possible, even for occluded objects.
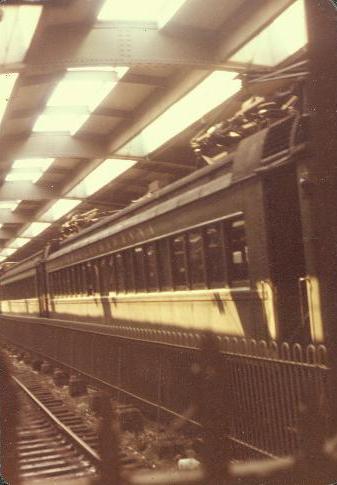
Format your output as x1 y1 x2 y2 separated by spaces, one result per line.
36 262 49 317
263 164 310 343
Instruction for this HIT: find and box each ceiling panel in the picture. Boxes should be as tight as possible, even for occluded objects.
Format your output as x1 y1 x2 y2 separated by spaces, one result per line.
79 115 121 136
103 83 158 111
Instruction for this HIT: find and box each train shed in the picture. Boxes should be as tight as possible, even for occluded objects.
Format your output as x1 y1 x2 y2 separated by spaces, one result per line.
0 0 336 483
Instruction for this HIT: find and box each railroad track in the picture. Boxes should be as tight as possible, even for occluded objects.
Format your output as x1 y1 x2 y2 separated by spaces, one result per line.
12 366 145 483
14 371 99 483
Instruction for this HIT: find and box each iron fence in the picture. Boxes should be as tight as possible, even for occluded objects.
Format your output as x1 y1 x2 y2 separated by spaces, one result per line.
0 316 329 459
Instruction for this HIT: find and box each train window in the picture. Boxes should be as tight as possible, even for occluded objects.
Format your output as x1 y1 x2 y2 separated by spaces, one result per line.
69 268 74 295
53 272 58 297
187 230 206 289
65 268 71 296
64 269 69 296
86 262 95 295
228 219 249 286
204 224 226 288
124 251 135 293
106 255 116 293
74 265 81 296
70 267 76 296
115 253 126 293
49 273 54 296
134 247 146 292
171 234 189 289
59 270 65 297
59 271 64 296
60 271 64 296
57 271 62 297
53 272 58 296
72 266 77 296
157 239 172 290
79 264 86 295
145 243 159 292
94 262 100 294
98 258 106 295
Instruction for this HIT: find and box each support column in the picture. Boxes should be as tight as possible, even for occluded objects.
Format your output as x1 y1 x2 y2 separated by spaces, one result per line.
301 0 337 422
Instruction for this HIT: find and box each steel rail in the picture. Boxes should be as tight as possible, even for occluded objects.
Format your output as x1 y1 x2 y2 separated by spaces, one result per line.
12 375 101 467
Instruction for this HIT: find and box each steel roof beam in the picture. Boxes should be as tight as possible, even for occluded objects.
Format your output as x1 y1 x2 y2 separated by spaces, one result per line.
0 182 60 200
26 1 294 71
7 106 132 120
0 211 31 224
0 228 17 239
0 133 109 160
27 24 219 69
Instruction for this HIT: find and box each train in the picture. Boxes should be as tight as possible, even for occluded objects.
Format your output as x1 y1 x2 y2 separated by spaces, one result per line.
0 112 317 344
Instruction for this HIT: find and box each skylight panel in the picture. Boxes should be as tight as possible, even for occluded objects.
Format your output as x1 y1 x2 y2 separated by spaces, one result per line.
1 248 16 257
34 67 128 134
6 158 54 183
98 0 187 26
5 171 44 183
119 71 240 156
21 222 51 238
230 0 307 66
0 201 21 211
0 6 42 65
69 66 128 74
68 159 137 198
40 199 81 222
0 73 18 126
10 237 30 249
98 0 161 22
48 67 128 111
158 0 187 28
48 80 109 109
12 158 54 170
33 113 89 134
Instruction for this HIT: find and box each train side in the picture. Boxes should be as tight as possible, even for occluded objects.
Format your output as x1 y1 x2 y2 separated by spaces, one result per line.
0 251 43 316
0 114 312 342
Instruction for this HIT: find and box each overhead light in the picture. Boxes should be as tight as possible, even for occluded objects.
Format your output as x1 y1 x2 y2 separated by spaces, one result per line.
0 248 16 257
40 199 81 222
68 158 137 198
0 73 18 126
20 222 51 238
118 71 240 156
0 201 21 211
230 0 307 66
9 237 30 249
0 6 42 65
98 0 187 26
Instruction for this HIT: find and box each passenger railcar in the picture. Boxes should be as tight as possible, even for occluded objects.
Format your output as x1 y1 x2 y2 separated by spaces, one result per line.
0 114 312 342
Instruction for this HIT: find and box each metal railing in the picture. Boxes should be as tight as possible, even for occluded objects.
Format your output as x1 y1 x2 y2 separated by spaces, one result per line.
0 316 330 460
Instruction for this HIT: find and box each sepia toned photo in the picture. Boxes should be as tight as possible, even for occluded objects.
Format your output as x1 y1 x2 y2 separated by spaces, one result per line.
0 0 336 484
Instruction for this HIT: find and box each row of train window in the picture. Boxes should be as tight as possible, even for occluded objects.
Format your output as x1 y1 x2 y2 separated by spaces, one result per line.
49 216 249 297
1 276 37 300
